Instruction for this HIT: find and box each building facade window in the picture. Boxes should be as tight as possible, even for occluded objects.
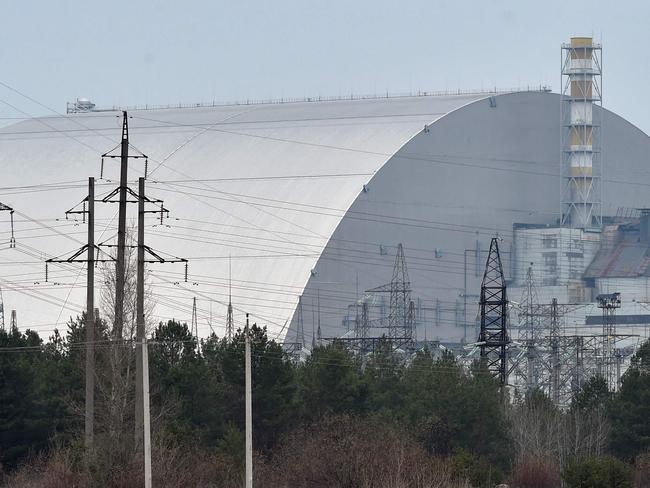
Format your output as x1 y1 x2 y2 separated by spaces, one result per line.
543 252 558 275
572 239 584 251
542 235 558 249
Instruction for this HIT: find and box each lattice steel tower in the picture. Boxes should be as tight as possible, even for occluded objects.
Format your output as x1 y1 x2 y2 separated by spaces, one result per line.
226 256 234 340
388 244 413 346
550 299 561 405
561 37 603 229
366 243 415 349
520 265 541 392
597 292 621 391
191 297 198 338
479 238 510 385
295 295 305 348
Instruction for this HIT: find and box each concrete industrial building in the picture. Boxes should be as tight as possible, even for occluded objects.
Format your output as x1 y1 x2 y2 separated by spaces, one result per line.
1 39 650 362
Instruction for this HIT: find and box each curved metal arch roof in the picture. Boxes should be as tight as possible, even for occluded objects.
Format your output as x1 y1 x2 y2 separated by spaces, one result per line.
291 91 650 345
0 93 488 337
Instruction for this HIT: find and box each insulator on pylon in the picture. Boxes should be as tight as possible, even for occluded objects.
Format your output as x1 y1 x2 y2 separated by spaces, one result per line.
9 212 15 247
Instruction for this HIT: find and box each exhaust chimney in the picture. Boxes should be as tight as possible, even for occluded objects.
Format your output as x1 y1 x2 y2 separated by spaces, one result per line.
560 37 603 229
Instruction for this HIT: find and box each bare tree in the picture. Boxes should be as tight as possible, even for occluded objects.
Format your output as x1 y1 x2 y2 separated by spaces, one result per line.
509 391 610 476
567 403 609 459
256 415 470 488
94 225 154 462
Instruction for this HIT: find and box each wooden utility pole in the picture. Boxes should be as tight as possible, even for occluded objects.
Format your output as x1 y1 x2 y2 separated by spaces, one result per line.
135 177 145 449
245 314 253 488
85 177 95 451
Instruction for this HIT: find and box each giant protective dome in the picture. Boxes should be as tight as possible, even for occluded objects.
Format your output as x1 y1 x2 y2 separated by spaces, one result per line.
1 91 649 343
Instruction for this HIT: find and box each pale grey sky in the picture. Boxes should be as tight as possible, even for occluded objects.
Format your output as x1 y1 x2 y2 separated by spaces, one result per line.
2 0 649 132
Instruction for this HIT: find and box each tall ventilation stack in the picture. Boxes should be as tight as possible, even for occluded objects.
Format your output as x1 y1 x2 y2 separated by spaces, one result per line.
560 37 602 229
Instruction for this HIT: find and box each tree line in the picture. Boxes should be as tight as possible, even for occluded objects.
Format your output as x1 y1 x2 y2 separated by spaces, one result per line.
2 316 650 487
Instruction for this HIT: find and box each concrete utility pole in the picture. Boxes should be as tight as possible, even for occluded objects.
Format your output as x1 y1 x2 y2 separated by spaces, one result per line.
46 179 106 456
311 301 316 350
101 124 181 451
85 177 95 451
0 288 4 332
128 177 187 451
0 203 15 333
317 289 322 346
135 177 145 449
142 337 152 488
245 314 253 488
114 111 129 340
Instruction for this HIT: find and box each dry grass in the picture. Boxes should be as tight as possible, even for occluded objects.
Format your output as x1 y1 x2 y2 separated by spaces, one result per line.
508 456 561 488
3 417 472 488
1 442 241 488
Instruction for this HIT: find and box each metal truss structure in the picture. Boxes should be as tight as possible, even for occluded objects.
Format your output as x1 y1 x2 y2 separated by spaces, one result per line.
509 266 543 393
509 286 637 405
478 238 510 385
366 243 416 350
596 292 629 391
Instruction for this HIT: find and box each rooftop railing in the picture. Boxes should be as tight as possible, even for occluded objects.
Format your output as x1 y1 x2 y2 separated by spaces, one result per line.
67 85 552 114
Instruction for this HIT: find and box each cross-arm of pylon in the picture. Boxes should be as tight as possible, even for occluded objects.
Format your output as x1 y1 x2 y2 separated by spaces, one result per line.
102 187 169 221
0 202 16 248
46 244 114 264
365 282 391 293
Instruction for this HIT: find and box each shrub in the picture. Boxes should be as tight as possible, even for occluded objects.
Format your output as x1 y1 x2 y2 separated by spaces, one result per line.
562 456 632 488
633 451 650 487
449 448 502 488
257 415 470 488
509 456 561 488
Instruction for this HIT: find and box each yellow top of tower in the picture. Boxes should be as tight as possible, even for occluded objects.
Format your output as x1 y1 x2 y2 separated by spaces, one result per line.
571 37 593 47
